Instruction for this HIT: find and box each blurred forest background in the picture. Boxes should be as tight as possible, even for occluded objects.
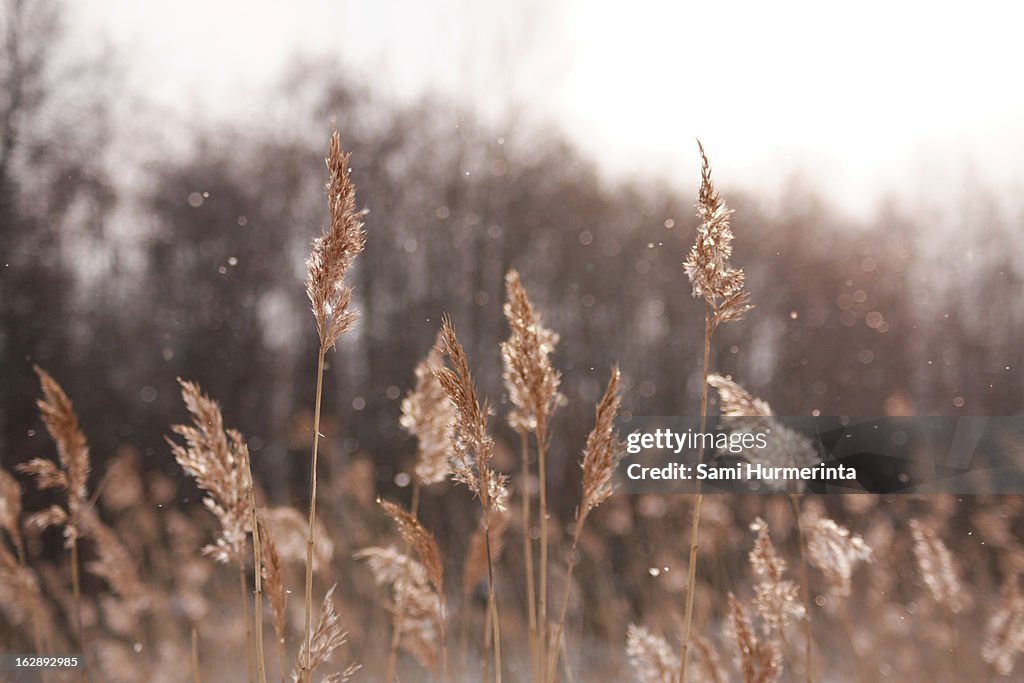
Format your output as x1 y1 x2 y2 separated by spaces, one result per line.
2 0 1023 510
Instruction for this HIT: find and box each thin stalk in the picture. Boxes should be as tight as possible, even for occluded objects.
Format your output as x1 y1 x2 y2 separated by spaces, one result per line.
240 563 255 683
546 528 581 682
840 600 868 683
558 628 575 683
482 596 492 683
16 548 44 657
945 607 957 683
275 637 285 683
191 626 202 683
536 417 549 677
519 429 538 680
678 306 711 683
301 347 327 682
439 590 449 683
249 478 267 683
383 480 422 682
70 533 88 682
484 517 502 683
787 493 813 683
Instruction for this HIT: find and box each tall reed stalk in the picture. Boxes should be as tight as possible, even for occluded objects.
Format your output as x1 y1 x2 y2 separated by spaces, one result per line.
300 130 366 682
677 142 751 683
547 367 621 682
169 379 258 682
787 493 813 683
435 316 509 682
17 367 92 681
388 337 454 681
246 453 267 683
501 269 561 680
517 428 538 674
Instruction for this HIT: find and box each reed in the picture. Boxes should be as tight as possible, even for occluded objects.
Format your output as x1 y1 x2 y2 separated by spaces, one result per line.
435 316 509 681
16 366 92 681
678 141 752 683
300 129 366 683
547 366 621 681
169 378 256 682
501 268 562 679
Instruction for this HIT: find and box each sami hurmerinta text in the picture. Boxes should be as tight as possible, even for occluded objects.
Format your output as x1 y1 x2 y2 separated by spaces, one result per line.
626 462 857 482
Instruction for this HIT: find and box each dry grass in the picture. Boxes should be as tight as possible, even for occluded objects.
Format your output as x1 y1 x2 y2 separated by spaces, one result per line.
1 130 1023 683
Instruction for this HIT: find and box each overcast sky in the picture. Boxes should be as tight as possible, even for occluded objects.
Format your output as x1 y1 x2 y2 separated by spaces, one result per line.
80 0 1024 217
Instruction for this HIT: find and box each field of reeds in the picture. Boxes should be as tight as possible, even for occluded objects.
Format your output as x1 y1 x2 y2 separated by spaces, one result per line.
2 130 1023 683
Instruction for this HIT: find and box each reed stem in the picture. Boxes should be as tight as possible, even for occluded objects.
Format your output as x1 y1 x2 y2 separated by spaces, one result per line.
70 533 88 682
383 481 422 682
191 626 202 683
787 492 813 683
484 516 502 683
546 528 581 682
239 563 255 683
249 471 267 683
300 347 327 683
537 417 549 678
519 429 539 680
678 306 711 683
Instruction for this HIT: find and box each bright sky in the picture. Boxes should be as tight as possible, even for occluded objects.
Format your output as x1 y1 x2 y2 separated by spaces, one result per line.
80 0 1024 216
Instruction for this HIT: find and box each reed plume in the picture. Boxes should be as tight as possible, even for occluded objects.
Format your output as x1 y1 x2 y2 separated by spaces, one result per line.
379 498 449 678
909 518 964 681
909 519 964 613
301 128 366 683
388 335 454 679
679 141 751 683
259 516 288 675
748 518 805 635
0 468 26 564
804 516 872 597
169 378 256 682
727 593 782 683
626 624 679 683
0 504 49 654
435 315 507 681
400 332 456 488
16 366 91 675
547 366 621 681
708 374 814 681
356 546 443 675
292 585 356 682
982 576 1024 677
501 268 562 680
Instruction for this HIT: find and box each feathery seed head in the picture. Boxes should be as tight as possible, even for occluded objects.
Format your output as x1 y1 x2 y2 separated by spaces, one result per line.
306 129 366 350
749 518 805 634
0 469 24 556
578 366 622 523
21 367 90 538
626 623 679 683
709 375 818 489
434 316 508 513
982 577 1024 676
400 333 455 486
684 142 752 326
378 498 444 594
169 379 252 565
805 515 872 597
356 546 442 674
259 515 287 647
501 269 562 433
727 593 782 683
293 584 350 680
909 518 965 613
